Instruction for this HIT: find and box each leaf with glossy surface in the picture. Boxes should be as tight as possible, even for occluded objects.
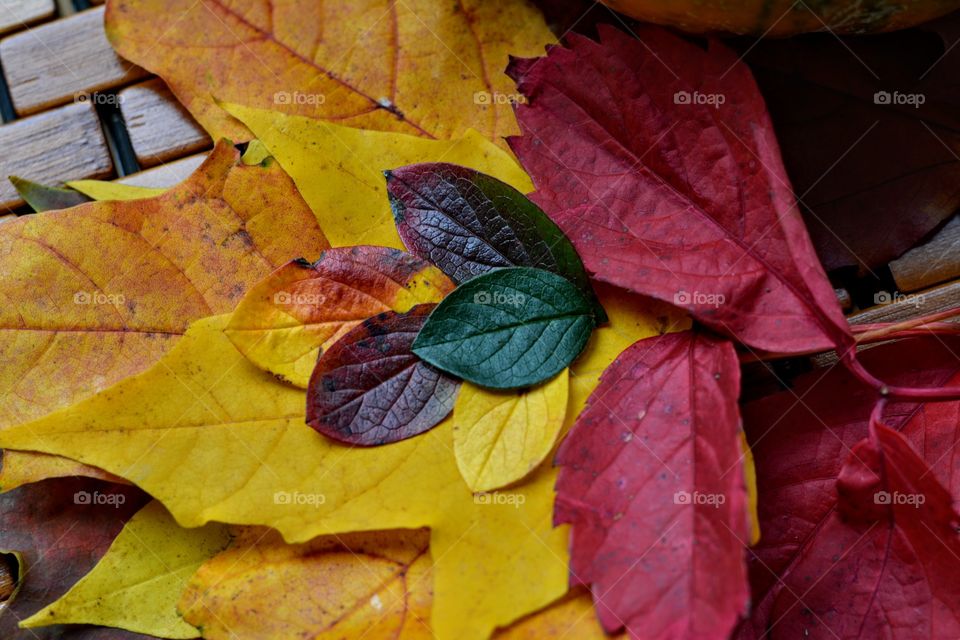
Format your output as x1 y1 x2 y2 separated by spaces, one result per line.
220 103 535 248
225 247 453 388
385 163 604 320
22 502 230 638
508 25 851 354
555 330 749 640
308 305 460 446
106 0 554 144
413 268 594 389
453 372 568 491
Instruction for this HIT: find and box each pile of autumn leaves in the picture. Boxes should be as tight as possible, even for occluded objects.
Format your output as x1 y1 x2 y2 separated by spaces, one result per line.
3 1 960 639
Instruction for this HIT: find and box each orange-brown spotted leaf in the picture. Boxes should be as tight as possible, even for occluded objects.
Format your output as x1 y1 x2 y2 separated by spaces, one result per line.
307 305 459 445
0 141 329 430
105 0 555 145
225 247 454 388
179 528 433 640
180 527 614 640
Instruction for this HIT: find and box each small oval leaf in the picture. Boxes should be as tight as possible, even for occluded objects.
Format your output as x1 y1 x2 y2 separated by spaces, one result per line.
413 268 594 389
307 305 460 446
226 246 454 388
385 163 605 322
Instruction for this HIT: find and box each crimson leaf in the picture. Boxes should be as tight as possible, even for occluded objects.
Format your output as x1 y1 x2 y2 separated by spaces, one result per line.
739 337 960 639
555 330 749 639
508 25 852 355
306 305 459 446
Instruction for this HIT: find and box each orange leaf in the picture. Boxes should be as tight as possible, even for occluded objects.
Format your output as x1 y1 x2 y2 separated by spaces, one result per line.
180 527 616 639
105 0 554 145
226 247 454 387
0 140 328 429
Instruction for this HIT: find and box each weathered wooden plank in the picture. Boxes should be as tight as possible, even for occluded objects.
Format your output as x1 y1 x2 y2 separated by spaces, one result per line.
117 152 208 189
0 100 113 211
0 0 56 36
119 79 210 167
0 6 147 115
890 215 960 293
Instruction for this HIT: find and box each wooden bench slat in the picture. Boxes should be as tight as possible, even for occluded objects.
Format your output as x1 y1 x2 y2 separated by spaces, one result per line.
0 5 147 116
119 79 211 167
890 215 960 293
0 0 55 36
117 152 208 189
0 100 113 211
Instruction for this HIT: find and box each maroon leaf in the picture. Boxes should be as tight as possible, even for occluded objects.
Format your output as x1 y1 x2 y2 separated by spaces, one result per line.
555 330 749 639
0 477 152 639
739 337 960 639
508 25 851 355
745 16 960 273
306 305 459 446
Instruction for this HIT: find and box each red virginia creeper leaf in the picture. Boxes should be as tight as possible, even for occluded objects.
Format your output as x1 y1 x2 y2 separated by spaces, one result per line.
0 478 151 639
739 337 960 639
555 330 749 639
508 25 851 354
306 305 460 446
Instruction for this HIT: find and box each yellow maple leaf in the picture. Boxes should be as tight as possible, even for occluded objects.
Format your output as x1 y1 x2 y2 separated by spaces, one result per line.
220 103 534 248
22 501 230 638
0 285 662 638
105 0 554 145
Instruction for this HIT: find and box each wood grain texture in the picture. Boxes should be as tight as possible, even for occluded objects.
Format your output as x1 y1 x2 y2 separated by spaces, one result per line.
117 152 208 188
0 5 147 115
0 0 55 36
890 215 960 293
119 78 210 167
850 280 960 325
0 101 113 211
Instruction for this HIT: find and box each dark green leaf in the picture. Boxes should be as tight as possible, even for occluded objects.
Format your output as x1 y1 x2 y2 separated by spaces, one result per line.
412 267 594 389
385 163 606 322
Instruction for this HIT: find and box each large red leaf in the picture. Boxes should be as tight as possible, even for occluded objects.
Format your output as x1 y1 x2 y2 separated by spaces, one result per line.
555 330 749 639
0 478 151 639
508 25 851 355
740 337 960 639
